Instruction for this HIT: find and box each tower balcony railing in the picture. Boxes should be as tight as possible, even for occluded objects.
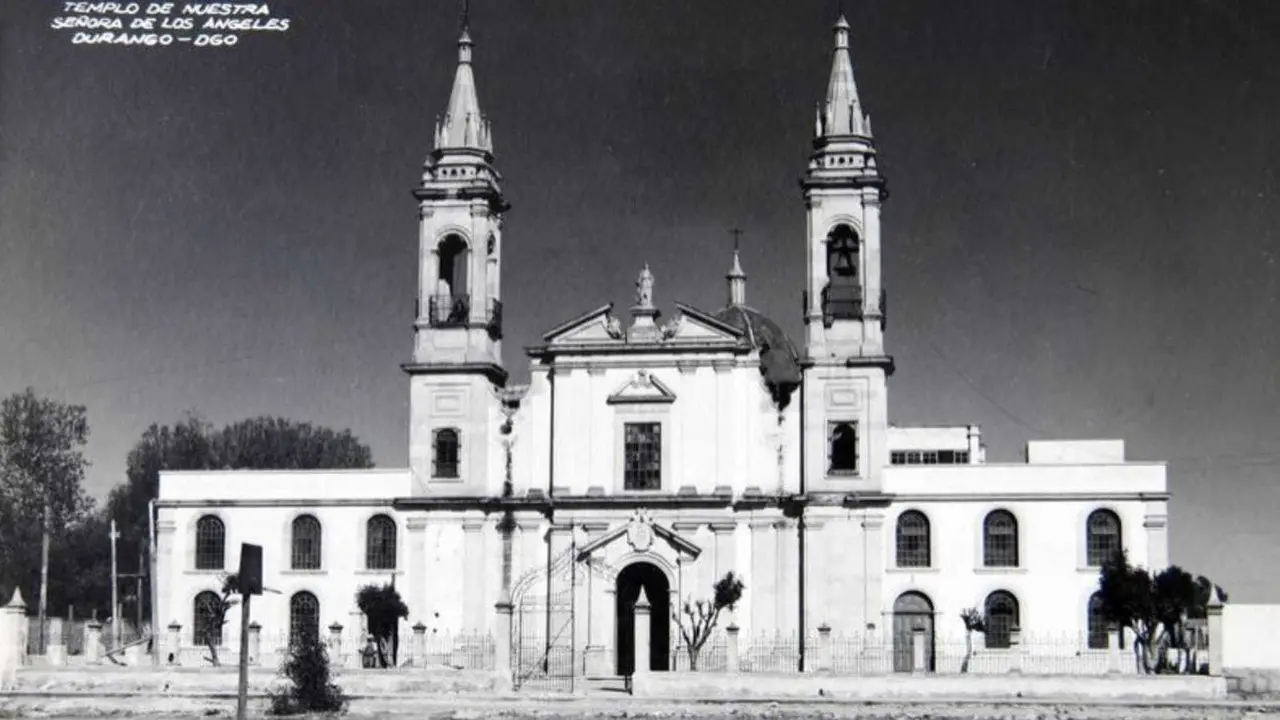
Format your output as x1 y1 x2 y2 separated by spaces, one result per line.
802 287 888 331
419 294 503 339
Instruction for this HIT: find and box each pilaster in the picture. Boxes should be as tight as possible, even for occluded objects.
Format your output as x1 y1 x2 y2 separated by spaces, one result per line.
407 518 429 623
749 519 776 634
775 519 797 633
1143 508 1169 570
462 518 485 632
862 511 885 631
805 519 827 630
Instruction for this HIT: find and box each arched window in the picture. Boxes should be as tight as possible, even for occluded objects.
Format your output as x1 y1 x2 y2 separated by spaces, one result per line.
366 514 397 570
982 510 1018 567
1086 509 1121 567
289 591 320 646
433 428 460 478
823 224 862 319
895 511 930 568
826 224 860 278
828 421 859 474
194 515 225 570
193 591 223 647
291 515 322 570
983 591 1020 649
1087 592 1109 649
437 235 469 295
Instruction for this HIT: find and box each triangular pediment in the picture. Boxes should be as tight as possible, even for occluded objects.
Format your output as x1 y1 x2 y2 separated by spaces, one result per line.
540 304 625 345
576 510 702 561
662 303 745 346
607 370 677 405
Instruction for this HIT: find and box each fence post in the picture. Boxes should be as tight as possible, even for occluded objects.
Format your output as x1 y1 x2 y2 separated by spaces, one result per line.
166 622 182 664
0 589 26 689
494 591 513 685
633 589 651 680
1008 627 1023 675
1107 624 1122 674
327 622 344 666
411 623 427 667
347 609 364 669
247 622 261 666
817 624 832 672
1207 594 1225 677
725 624 740 674
84 621 103 665
47 618 66 666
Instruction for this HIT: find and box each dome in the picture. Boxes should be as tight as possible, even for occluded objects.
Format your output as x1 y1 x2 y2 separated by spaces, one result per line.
713 305 803 404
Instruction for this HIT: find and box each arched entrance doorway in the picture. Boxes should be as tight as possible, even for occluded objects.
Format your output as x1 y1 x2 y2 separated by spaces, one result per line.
892 591 935 673
615 561 670 675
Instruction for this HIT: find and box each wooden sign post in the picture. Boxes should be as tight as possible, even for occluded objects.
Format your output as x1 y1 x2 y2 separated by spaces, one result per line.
236 544 263 720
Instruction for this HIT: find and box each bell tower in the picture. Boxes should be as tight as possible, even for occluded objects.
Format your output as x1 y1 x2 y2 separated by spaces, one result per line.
800 16 893 495
403 14 509 495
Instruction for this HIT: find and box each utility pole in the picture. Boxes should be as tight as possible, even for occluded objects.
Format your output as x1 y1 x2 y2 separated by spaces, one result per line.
38 500 50 653
109 520 120 648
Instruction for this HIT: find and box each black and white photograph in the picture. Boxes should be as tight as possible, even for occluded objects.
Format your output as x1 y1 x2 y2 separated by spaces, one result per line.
0 2 1277 718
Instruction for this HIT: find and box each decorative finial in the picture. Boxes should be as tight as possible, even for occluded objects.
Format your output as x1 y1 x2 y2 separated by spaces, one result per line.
727 230 747 306
462 0 470 31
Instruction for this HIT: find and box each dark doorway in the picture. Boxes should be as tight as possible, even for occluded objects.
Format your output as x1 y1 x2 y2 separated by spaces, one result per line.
892 591 935 672
615 561 670 675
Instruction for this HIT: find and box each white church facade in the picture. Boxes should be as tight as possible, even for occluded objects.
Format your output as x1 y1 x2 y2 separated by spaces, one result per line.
154 16 1169 676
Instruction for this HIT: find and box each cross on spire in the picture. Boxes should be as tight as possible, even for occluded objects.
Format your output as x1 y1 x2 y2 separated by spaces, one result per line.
727 228 747 306
730 227 744 251
461 0 470 30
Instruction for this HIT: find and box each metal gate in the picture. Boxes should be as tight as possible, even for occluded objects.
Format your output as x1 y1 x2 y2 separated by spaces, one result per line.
512 546 579 692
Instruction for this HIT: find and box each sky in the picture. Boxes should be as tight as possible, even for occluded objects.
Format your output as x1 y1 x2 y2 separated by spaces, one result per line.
1 1 1277 600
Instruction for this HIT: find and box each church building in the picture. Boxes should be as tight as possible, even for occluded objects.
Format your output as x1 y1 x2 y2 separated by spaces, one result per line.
155 15 1169 676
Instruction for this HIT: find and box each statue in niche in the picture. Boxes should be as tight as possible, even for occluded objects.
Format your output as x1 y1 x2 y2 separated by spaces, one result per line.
636 264 654 308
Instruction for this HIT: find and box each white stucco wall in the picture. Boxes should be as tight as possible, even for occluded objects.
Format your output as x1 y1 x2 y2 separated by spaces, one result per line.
1220 605 1280 670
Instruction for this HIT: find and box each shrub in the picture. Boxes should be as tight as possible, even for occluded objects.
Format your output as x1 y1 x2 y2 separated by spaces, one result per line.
267 633 348 716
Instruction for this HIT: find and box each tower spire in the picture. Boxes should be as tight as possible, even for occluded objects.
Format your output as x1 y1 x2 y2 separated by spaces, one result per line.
821 13 868 137
727 228 747 306
437 1 490 152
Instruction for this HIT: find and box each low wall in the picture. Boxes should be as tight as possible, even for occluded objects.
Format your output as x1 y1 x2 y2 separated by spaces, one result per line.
5 665 505 696
631 671 1229 701
1220 605 1280 670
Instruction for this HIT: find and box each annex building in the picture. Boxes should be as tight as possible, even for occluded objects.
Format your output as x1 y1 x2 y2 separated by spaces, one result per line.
154 15 1169 676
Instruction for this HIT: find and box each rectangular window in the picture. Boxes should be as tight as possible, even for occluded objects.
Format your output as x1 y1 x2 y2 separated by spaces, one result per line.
828 421 859 474
623 422 662 490
890 451 906 465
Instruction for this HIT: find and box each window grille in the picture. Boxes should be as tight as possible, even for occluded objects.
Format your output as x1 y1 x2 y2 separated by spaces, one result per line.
366 514 397 570
895 511 930 568
623 422 662 490
291 515 322 570
983 510 1019 567
193 591 223 647
984 591 1019 649
194 515 225 570
433 428 460 478
1086 509 1121 567
289 591 320 646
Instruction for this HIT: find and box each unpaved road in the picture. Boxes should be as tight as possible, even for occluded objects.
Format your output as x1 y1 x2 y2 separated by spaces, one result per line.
6 695 1280 720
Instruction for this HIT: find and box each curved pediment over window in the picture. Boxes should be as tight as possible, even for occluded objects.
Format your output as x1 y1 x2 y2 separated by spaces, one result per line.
606 370 677 405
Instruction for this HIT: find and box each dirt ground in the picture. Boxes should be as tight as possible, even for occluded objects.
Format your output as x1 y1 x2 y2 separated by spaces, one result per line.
5 695 1280 720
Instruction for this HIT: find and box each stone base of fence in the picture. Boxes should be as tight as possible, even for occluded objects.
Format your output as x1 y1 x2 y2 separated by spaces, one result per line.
630 671 1229 701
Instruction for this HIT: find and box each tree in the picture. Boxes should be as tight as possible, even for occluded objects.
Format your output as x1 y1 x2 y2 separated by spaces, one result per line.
105 414 375 622
355 583 408 669
1096 548 1227 674
196 573 241 667
268 632 348 716
0 389 94 637
958 607 986 674
674 572 744 671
